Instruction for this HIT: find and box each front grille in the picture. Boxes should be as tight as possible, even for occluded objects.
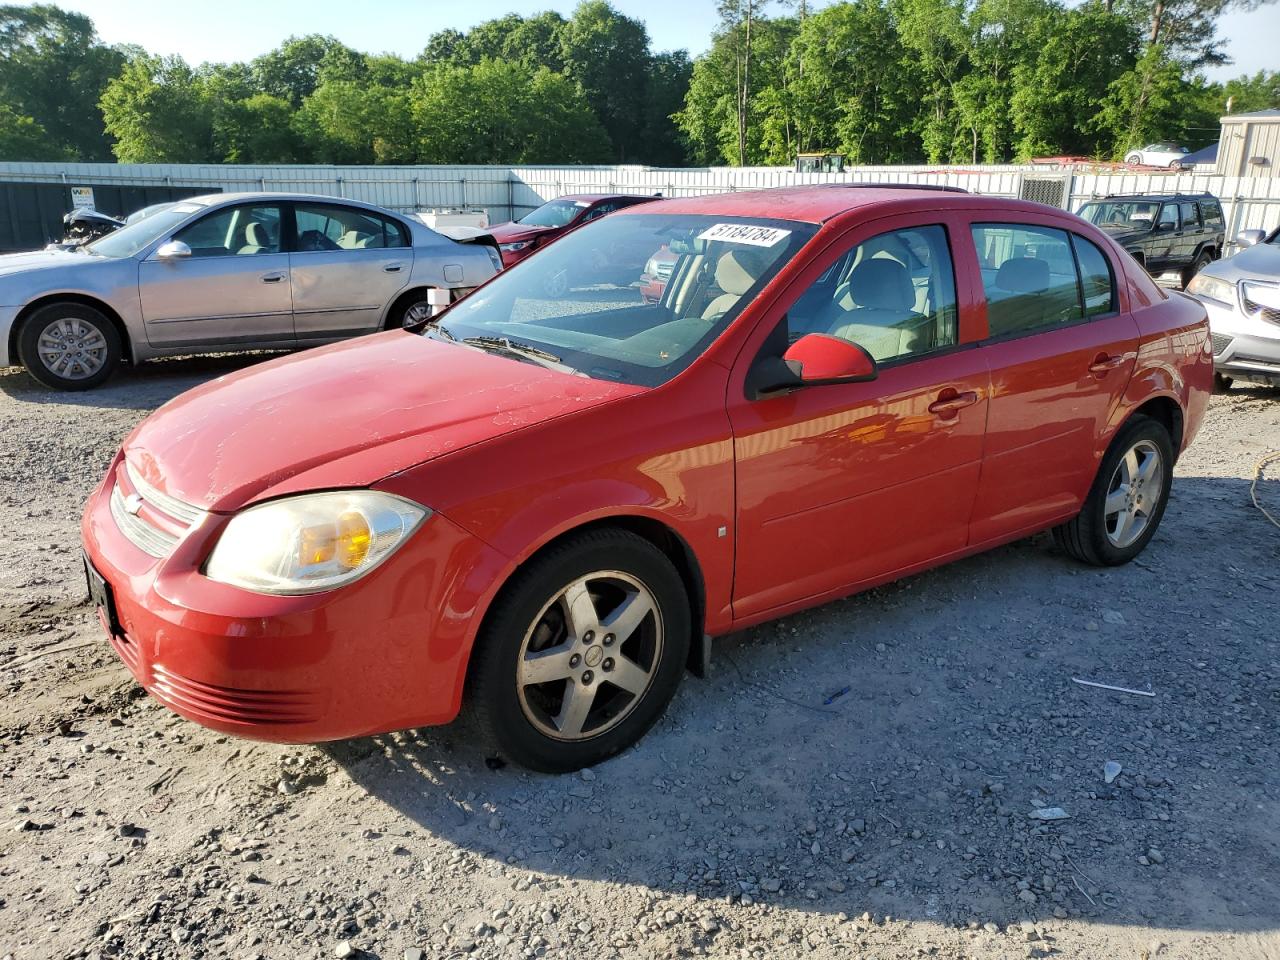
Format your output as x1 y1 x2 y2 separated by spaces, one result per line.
150 665 320 725
110 631 140 673
109 461 206 559
1243 295 1280 327
110 484 177 557
1211 332 1234 357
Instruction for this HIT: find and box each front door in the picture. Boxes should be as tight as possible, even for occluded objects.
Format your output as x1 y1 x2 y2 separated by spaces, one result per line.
289 202 413 342
728 218 989 620
965 220 1140 543
139 202 293 348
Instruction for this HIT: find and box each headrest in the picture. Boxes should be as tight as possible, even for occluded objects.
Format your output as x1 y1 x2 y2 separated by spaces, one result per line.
245 221 268 246
995 257 1050 294
715 250 765 296
848 258 914 311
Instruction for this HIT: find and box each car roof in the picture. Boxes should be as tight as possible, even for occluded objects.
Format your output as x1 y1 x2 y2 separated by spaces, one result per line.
550 193 659 204
613 184 1058 225
179 192 407 214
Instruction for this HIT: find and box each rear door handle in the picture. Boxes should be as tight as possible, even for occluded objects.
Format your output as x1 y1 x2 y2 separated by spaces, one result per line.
1089 353 1126 375
383 263 404 273
928 390 979 418
261 272 286 284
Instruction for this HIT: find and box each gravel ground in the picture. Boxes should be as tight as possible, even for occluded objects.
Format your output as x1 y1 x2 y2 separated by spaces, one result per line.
1 355 1279 960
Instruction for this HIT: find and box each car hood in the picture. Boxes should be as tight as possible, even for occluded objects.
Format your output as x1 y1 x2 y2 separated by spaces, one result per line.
488 222 557 244
1205 241 1280 283
0 248 96 279
1093 224 1150 245
123 332 643 513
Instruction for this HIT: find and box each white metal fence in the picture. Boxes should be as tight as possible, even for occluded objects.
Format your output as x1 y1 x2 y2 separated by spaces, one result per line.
2 160 1278 246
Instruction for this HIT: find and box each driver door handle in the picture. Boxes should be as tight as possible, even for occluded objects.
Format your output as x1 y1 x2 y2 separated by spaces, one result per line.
260 272 286 284
928 389 979 418
383 263 404 273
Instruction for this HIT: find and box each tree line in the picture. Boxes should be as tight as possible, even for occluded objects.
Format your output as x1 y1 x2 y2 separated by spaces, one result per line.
0 0 1276 169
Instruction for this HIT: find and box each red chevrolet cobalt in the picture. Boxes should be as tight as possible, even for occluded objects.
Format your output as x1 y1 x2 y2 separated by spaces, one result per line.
82 186 1211 772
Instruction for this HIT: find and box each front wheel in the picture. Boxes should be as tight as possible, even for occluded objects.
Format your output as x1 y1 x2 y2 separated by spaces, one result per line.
1125 153 1143 165
1181 251 1212 289
1053 415 1174 566
465 529 691 772
17 302 121 390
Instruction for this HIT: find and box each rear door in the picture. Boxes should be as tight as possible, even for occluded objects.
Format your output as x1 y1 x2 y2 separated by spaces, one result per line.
138 201 293 348
288 201 413 343
965 219 1139 543
1179 200 1203 261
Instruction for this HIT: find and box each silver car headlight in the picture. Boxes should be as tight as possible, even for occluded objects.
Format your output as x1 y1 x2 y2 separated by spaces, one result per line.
500 240 532 252
1186 273 1236 305
205 491 429 595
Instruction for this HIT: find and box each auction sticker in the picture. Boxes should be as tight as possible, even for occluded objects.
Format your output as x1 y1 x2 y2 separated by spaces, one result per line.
697 223 792 247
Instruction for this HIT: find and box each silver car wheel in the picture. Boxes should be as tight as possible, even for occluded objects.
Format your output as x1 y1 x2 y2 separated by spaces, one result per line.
1104 439 1163 549
516 570 662 742
403 301 433 328
36 316 108 380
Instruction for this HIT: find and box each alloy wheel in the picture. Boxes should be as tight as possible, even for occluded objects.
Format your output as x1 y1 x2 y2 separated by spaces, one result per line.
36 317 108 380
1103 439 1164 548
516 570 662 741
403 301 433 328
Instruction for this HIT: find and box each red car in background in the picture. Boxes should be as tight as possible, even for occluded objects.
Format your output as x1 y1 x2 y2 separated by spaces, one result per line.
82 185 1211 773
489 193 658 267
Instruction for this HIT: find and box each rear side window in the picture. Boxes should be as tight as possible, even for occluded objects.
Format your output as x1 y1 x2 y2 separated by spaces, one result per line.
1179 202 1201 228
1203 199 1224 227
1070 234 1115 318
972 224 1083 337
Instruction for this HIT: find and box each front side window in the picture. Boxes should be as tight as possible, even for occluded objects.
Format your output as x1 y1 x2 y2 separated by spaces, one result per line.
517 199 589 228
86 202 203 259
294 203 408 251
972 224 1083 337
174 203 282 257
435 214 816 387
1077 201 1160 230
1156 205 1179 230
786 224 958 363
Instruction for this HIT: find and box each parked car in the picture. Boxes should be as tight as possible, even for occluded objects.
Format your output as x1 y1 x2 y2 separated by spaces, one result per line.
1076 193 1224 286
1124 142 1191 168
489 193 659 268
1 192 502 390
639 244 677 303
82 185 1211 772
45 201 178 253
1186 225 1280 388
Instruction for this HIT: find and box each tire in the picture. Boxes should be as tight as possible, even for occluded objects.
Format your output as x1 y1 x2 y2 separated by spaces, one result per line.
1214 372 1234 393
465 528 691 772
1169 160 1183 171
1125 153 1142 165
1181 250 1211 289
1052 415 1175 566
385 289 439 330
17 301 121 391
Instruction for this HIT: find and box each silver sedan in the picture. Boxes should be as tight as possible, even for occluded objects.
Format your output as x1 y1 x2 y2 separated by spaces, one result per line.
0 192 502 389
1186 226 1280 389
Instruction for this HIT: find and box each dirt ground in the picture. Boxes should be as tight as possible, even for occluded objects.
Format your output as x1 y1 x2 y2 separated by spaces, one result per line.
1 355 1278 960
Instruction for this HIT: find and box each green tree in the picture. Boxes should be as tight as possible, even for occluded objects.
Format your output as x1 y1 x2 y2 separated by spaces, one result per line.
214 93 301 163
99 54 214 162
1092 44 1215 156
559 1 652 160
1221 70 1280 113
296 80 416 164
641 50 693 166
0 103 68 160
891 0 970 162
0 4 124 159
251 35 365 106
412 59 612 164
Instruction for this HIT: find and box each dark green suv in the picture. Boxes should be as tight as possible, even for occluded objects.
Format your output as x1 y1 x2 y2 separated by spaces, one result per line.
1075 193 1225 287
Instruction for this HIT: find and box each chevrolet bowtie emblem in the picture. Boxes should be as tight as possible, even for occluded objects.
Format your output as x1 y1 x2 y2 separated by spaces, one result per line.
123 493 144 515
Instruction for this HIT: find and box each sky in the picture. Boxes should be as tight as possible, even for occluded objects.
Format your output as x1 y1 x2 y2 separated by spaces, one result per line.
31 0 1280 83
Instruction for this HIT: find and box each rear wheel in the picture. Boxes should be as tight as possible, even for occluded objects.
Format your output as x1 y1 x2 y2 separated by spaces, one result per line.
386 289 438 330
17 302 120 390
1053 416 1174 566
1125 153 1143 164
465 529 690 772
1181 250 1212 289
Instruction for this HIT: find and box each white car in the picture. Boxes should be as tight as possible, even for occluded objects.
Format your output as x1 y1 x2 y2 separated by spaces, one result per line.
1125 143 1191 169
0 193 502 390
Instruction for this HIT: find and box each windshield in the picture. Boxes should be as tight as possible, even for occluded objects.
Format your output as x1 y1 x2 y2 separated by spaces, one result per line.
433 213 816 387
86 202 203 258
518 199 588 228
1077 201 1159 230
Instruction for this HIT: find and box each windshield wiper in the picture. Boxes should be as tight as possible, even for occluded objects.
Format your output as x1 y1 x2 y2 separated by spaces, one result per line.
462 335 563 366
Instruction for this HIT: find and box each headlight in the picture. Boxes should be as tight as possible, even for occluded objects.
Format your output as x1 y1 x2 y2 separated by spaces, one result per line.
205 491 429 595
1185 273 1236 305
499 240 531 253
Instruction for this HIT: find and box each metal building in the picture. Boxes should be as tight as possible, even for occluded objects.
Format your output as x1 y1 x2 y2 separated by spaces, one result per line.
1217 110 1280 178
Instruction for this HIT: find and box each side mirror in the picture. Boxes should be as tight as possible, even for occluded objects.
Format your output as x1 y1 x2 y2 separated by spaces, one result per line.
784 334 878 385
155 239 191 260
1155 221 1177 233
1236 229 1266 248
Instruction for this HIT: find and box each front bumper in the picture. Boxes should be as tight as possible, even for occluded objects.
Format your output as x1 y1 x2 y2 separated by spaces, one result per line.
0 305 20 366
1192 292 1280 386
81 456 508 743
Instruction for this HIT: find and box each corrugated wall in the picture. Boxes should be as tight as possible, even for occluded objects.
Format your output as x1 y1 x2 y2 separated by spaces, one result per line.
1 160 1277 245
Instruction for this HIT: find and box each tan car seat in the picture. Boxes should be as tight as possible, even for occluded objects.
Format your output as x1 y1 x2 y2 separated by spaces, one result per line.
237 221 270 255
828 258 930 361
702 250 766 321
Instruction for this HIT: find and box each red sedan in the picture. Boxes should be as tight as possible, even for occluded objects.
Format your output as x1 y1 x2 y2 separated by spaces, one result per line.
489 193 659 268
82 186 1212 772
